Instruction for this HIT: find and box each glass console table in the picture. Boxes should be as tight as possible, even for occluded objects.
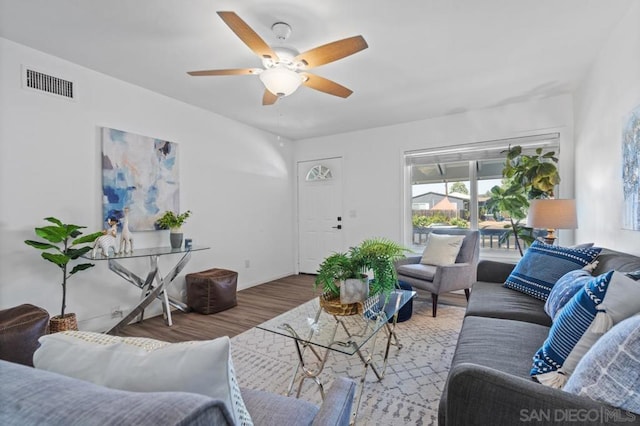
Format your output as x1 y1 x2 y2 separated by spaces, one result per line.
257 289 416 424
88 246 209 335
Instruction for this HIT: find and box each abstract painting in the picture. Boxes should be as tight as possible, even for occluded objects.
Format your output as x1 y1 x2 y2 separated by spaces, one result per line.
622 104 640 231
102 127 179 231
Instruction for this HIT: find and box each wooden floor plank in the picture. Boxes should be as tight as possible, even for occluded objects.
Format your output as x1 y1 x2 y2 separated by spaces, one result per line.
118 274 318 342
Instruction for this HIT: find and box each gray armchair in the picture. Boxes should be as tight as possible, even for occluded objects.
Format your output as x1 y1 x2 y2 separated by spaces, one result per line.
395 229 480 317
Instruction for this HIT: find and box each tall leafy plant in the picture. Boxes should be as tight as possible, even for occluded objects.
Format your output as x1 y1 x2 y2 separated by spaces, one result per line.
485 146 560 256
25 217 102 318
503 146 560 198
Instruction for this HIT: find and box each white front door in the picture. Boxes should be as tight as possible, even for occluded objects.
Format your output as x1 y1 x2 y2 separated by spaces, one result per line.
297 158 344 274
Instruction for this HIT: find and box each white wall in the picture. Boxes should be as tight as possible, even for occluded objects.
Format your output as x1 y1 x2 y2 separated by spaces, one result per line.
0 38 296 330
573 2 640 255
294 95 575 251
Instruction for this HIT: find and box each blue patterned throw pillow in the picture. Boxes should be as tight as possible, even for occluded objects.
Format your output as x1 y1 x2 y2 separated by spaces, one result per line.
564 315 640 415
531 271 640 388
544 269 593 320
504 240 601 300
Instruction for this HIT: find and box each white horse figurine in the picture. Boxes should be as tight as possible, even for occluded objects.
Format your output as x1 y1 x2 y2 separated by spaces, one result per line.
118 207 133 254
92 218 118 258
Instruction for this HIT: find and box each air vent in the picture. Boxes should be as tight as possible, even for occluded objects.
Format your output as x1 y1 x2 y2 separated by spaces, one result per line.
23 67 75 100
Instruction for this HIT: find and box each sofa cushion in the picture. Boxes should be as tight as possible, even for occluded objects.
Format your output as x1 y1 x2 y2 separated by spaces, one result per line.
395 263 437 281
531 271 640 388
466 281 551 326
241 388 319 426
544 269 593 320
419 233 465 266
451 316 551 379
564 315 640 414
0 359 230 425
33 331 252 426
592 248 640 275
439 316 551 425
504 240 602 301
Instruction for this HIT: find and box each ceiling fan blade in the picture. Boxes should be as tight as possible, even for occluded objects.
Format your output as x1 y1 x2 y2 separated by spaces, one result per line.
262 90 279 106
187 68 260 76
217 11 279 62
301 73 353 98
295 35 368 69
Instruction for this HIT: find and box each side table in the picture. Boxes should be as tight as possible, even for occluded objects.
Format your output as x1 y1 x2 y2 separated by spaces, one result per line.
87 246 209 335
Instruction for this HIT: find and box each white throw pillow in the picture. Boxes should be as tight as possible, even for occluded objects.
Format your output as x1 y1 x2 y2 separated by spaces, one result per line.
420 233 465 266
563 315 640 414
33 331 253 426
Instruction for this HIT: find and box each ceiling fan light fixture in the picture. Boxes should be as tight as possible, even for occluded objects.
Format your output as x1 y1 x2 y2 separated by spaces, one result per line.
189 12 368 104
259 66 302 97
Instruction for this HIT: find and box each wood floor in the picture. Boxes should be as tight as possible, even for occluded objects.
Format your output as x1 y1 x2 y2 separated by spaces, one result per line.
118 274 468 343
118 274 318 343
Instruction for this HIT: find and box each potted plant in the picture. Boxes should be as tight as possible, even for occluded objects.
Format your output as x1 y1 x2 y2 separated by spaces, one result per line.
315 251 366 304
24 217 102 332
156 210 192 248
315 238 408 308
356 238 409 296
485 146 560 256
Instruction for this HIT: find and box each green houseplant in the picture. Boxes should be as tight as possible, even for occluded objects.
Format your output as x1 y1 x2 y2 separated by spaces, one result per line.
485 146 560 255
315 238 408 304
24 217 102 331
314 252 361 298
156 210 192 248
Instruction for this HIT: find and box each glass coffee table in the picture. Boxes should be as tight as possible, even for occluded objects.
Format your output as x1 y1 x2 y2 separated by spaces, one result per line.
257 289 416 424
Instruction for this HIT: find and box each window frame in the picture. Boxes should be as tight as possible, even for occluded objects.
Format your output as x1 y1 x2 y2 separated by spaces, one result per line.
402 133 561 257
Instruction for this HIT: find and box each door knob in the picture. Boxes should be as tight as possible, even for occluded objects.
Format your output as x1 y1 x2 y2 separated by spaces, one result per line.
332 225 342 230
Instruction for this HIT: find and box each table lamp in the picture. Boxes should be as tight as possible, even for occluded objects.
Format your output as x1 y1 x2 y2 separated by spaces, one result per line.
526 199 577 245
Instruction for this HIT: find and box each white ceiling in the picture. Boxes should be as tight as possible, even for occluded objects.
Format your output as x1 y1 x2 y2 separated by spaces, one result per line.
0 0 632 140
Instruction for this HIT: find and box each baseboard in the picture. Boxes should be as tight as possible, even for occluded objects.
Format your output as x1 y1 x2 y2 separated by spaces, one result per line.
237 271 298 291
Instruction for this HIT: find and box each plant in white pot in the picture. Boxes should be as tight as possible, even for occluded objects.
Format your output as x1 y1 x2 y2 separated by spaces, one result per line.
24 217 102 332
315 251 368 305
156 210 192 248
315 238 408 311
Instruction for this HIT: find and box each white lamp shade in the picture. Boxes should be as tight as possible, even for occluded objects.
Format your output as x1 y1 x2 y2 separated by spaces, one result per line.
526 199 578 229
259 67 302 97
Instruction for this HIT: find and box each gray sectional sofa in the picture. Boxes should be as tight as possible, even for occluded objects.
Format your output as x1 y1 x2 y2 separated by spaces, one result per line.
0 333 355 426
0 359 355 426
440 248 640 426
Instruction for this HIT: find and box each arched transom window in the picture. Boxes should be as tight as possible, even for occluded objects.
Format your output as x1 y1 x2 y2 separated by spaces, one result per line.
306 164 333 181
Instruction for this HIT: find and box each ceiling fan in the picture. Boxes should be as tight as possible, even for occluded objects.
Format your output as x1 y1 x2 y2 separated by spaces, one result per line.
187 11 368 105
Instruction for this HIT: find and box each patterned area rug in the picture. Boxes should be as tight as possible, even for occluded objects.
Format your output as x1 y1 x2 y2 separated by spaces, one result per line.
230 295 465 425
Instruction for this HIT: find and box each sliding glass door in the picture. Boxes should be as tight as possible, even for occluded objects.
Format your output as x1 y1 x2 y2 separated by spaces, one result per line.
404 134 560 258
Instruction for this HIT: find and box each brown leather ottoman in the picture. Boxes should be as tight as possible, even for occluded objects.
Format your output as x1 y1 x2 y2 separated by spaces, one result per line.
186 268 238 314
0 304 50 366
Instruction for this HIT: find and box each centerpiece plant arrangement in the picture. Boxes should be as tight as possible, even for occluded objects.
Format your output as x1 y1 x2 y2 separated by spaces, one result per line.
315 238 408 310
484 146 560 256
156 210 192 248
24 217 102 332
